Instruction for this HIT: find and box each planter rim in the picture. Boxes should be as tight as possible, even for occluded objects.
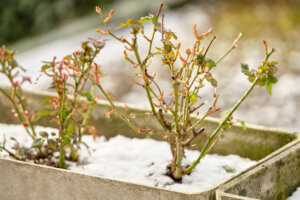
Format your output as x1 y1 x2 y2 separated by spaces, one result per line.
2 85 298 137
218 138 300 191
1 139 299 196
0 156 220 195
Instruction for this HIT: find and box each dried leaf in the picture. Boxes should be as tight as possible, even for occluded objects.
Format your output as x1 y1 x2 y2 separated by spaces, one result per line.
86 125 98 140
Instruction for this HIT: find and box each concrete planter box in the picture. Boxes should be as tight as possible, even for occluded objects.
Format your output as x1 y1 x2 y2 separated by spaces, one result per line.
0 87 298 200
216 137 300 200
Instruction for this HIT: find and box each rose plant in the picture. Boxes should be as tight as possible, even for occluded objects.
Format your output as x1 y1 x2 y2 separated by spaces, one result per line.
90 4 278 181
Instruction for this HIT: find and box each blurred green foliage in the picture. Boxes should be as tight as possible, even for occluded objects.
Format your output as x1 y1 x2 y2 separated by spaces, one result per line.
0 0 115 45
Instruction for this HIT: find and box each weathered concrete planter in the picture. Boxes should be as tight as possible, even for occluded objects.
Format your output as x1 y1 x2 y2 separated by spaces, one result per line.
216 137 300 200
0 87 298 200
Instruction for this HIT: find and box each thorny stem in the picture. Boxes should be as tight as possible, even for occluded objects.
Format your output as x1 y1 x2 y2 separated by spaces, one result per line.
174 137 182 179
185 77 258 174
185 112 209 136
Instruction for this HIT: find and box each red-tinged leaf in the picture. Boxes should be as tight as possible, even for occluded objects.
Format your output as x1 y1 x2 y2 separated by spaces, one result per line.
96 6 102 14
96 29 108 35
128 113 136 119
193 24 200 40
104 9 114 23
86 125 98 140
103 109 116 118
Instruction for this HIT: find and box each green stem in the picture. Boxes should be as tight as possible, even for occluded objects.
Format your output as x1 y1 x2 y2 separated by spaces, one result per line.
0 88 34 139
58 141 66 168
173 137 183 179
0 146 21 160
8 75 37 138
15 90 37 138
185 77 258 174
216 32 243 65
132 47 168 132
185 112 209 136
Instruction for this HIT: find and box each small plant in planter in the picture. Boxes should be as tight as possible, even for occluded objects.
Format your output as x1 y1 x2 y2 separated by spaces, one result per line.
0 40 103 168
91 4 278 181
0 46 39 161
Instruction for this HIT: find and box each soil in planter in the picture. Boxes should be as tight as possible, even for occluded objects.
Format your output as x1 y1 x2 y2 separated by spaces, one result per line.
288 186 300 200
0 123 256 193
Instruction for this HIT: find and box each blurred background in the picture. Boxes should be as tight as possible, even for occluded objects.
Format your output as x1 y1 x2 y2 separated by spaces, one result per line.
1 0 300 132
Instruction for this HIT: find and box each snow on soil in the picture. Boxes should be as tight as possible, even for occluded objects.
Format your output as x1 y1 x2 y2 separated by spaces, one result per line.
0 123 256 193
288 187 300 200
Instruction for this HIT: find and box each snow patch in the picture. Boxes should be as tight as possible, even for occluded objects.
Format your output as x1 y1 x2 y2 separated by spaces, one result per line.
0 123 255 193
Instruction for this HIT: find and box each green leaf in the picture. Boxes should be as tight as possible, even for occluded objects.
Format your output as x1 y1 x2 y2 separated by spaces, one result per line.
163 41 173 53
241 63 256 83
258 77 267 86
210 78 218 87
241 64 251 75
237 119 247 131
48 139 57 150
268 75 278 84
165 31 178 40
63 55 71 61
43 98 51 105
61 109 71 120
137 15 153 24
18 148 25 157
38 109 53 117
152 16 159 25
197 54 204 62
39 131 49 138
118 19 136 28
190 94 197 104
41 64 51 72
10 137 18 143
31 138 44 149
62 135 71 144
206 59 216 68
85 91 93 101
222 165 236 173
66 122 75 135
145 134 152 139
223 121 229 129
220 110 230 117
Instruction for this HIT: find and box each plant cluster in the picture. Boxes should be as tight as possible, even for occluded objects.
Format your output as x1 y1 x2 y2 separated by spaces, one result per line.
0 40 102 168
0 4 278 181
